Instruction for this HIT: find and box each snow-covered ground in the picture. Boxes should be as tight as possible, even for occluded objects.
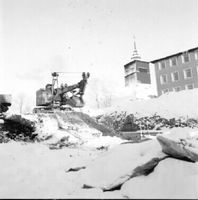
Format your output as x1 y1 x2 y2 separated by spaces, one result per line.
0 89 198 198
0 128 198 198
0 142 102 198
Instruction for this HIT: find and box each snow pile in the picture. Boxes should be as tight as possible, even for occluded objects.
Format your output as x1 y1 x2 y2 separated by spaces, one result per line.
73 128 198 199
30 112 125 149
121 158 198 199
157 128 198 162
92 88 198 119
79 139 166 190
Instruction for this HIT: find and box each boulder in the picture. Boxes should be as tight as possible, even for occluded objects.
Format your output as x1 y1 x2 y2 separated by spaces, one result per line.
79 140 167 191
157 128 198 162
121 158 198 199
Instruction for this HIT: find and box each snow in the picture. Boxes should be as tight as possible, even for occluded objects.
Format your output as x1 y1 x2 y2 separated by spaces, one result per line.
87 88 198 119
0 142 101 198
79 139 166 190
162 127 198 140
121 157 198 199
1 86 198 198
1 129 198 198
84 135 125 148
31 112 126 149
157 128 198 162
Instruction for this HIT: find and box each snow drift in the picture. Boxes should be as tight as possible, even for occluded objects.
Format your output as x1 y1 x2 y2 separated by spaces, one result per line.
121 158 198 199
79 139 167 190
89 88 198 119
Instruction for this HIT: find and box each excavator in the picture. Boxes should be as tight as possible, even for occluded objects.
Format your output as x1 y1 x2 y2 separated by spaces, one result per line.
33 72 90 113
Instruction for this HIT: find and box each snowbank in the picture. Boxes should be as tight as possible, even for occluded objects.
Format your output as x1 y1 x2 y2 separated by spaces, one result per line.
79 139 166 190
157 128 198 162
90 88 198 119
23 112 125 149
121 157 198 199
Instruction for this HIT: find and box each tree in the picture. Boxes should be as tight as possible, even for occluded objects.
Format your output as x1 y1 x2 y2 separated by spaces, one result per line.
87 78 113 109
17 93 26 114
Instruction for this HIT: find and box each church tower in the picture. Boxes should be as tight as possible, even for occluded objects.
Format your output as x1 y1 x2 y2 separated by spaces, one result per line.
124 36 151 87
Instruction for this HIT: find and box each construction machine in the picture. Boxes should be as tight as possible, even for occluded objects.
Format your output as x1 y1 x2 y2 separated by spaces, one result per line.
33 72 90 113
0 94 12 118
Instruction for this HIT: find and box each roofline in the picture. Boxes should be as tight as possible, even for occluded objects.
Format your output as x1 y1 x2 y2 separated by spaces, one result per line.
150 47 198 63
125 72 137 78
124 60 149 68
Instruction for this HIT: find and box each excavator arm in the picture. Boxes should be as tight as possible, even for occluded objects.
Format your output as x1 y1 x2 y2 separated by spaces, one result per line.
53 72 90 106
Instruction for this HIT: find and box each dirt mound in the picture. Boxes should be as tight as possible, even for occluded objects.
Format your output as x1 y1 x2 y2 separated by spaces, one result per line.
96 112 198 133
0 115 37 142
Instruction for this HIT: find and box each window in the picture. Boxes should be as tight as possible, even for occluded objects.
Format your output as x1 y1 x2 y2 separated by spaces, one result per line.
159 61 166 70
160 74 168 84
195 51 198 60
156 63 160 71
138 68 148 73
174 87 181 92
186 84 194 90
171 71 179 82
184 68 192 79
170 57 177 66
182 52 190 63
162 89 169 94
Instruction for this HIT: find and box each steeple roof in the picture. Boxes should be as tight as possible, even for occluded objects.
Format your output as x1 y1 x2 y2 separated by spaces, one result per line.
131 36 141 61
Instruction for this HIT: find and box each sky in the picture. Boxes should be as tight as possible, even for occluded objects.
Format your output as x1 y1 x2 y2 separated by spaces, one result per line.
0 0 198 111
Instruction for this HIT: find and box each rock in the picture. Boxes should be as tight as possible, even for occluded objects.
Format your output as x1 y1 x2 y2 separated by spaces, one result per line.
80 140 167 191
121 158 198 199
96 112 198 135
66 166 86 172
157 128 198 162
0 131 10 143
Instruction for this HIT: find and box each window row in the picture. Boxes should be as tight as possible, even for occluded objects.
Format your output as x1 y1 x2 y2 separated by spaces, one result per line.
160 68 193 84
158 51 198 70
162 84 194 94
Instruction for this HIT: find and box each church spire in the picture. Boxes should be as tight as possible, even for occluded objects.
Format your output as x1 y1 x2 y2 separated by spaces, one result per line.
131 35 141 61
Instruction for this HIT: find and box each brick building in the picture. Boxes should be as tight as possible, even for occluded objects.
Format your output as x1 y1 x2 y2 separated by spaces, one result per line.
151 47 198 96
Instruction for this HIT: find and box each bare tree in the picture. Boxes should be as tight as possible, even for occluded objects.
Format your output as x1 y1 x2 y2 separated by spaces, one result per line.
88 78 113 109
17 93 26 114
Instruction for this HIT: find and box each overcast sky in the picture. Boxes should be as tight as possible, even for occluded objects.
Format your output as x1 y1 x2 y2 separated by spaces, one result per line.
0 0 198 107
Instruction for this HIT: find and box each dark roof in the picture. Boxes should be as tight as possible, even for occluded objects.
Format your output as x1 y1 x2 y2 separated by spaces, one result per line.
124 60 149 68
150 47 198 63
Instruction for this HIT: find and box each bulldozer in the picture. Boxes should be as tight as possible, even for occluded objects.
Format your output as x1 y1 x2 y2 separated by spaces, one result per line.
33 72 90 113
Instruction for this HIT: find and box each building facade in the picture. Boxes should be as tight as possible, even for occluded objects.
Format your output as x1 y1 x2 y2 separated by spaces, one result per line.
151 47 198 96
124 39 151 87
124 60 151 86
